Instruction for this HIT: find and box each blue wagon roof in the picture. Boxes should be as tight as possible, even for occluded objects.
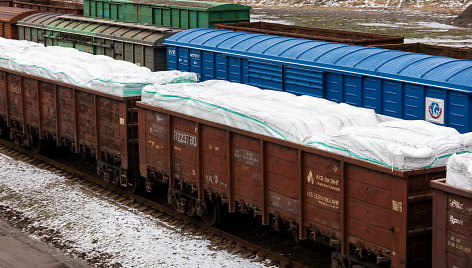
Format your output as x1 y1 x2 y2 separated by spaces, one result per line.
165 28 472 92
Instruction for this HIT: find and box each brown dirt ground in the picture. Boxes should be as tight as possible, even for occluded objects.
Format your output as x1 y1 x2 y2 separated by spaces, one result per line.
0 217 90 268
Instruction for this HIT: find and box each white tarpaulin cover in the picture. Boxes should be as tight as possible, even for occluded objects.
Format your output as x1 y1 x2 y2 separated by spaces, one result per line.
446 153 472 191
0 38 197 97
142 80 472 170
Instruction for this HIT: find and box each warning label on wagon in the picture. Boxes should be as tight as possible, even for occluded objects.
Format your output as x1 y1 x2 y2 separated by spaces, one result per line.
425 97 444 124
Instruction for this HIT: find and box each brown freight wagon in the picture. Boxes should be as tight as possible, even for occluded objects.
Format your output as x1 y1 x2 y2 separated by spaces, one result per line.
375 43 472 60
0 6 36 39
13 0 82 15
0 0 12 7
0 67 140 190
214 21 404 46
431 179 472 268
137 101 445 268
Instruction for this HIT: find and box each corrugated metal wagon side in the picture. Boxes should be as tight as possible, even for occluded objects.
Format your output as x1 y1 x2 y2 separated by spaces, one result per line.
431 179 472 268
17 13 181 71
165 29 472 133
137 101 445 267
0 67 140 189
0 6 36 39
215 21 404 46
83 0 250 29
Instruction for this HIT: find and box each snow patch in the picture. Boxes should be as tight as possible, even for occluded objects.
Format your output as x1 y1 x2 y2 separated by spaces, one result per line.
0 153 268 267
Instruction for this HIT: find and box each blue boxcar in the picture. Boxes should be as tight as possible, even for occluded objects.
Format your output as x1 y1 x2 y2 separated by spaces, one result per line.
165 28 472 133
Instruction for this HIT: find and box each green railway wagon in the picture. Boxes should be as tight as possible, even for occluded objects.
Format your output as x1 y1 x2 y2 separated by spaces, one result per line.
83 0 250 29
17 13 181 71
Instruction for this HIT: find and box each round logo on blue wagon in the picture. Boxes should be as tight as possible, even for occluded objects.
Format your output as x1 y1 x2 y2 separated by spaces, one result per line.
428 101 442 119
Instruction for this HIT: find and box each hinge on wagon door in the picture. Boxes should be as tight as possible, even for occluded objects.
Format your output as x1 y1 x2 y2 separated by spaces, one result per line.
392 200 403 212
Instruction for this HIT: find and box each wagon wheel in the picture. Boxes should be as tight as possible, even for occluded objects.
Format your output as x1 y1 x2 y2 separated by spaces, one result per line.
30 140 45 154
127 176 141 194
80 148 90 161
202 199 221 226
144 178 155 194
0 124 7 139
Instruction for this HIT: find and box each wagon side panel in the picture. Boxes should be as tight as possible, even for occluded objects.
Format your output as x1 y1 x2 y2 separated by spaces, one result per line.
172 117 198 186
56 85 75 142
201 124 229 195
96 96 121 155
303 153 342 237
267 142 299 221
38 81 57 136
142 109 170 175
346 164 396 255
232 133 262 209
0 70 7 118
23 77 40 129
77 90 96 148
7 74 23 124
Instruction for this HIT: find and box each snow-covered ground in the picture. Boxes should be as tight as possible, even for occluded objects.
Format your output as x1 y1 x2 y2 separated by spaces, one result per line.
239 0 470 9
356 21 472 46
0 153 270 267
251 13 295 24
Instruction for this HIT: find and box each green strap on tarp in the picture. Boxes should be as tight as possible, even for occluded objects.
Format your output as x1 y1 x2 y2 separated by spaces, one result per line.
143 89 288 140
144 88 471 170
0 56 150 97
0 57 196 97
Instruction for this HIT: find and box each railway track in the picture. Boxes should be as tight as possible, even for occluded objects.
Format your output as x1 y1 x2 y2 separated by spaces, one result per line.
0 139 331 268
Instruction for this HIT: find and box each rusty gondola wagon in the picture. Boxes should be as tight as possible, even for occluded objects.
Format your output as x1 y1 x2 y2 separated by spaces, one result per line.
0 6 35 38
137 94 446 268
12 0 82 15
215 21 404 46
432 179 472 268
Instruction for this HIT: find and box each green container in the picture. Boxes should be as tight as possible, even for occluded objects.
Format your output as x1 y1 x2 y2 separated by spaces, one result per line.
83 0 251 29
17 13 181 71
